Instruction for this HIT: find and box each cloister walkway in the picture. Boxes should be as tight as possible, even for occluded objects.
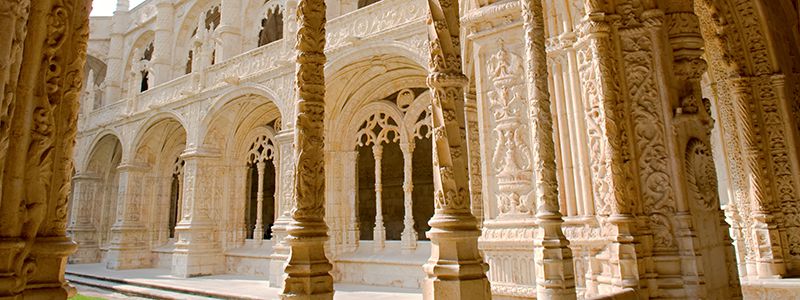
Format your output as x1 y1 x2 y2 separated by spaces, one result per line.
66 264 422 299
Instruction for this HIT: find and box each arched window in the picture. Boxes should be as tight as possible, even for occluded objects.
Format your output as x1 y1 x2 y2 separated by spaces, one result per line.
186 5 221 74
168 158 184 239
140 43 154 92
258 6 283 47
245 135 277 240
358 0 382 8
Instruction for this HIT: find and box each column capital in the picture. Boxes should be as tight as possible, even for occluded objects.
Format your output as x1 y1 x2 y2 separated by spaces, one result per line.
180 147 222 160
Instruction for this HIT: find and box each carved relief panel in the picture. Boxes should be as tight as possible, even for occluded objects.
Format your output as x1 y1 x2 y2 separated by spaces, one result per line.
476 38 535 220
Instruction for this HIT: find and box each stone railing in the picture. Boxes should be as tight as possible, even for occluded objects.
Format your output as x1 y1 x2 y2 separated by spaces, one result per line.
81 0 426 131
79 99 128 132
326 0 426 51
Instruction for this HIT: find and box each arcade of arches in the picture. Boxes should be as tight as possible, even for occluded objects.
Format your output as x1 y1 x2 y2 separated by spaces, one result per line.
1 0 799 299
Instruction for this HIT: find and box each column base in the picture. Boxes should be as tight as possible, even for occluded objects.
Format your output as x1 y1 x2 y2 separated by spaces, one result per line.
423 221 490 300
25 237 78 299
104 247 151 270
281 220 334 300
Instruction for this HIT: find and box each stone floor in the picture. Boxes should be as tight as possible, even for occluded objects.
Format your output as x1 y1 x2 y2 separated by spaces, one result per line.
67 264 422 299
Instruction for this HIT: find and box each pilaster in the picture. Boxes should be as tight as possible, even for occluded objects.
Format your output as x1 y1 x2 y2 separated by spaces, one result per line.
152 1 174 85
67 173 103 264
171 148 224 278
105 162 150 270
103 3 130 104
217 0 242 61
270 130 294 288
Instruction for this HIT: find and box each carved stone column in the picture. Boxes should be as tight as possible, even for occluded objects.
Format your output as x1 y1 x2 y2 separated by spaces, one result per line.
665 1 741 298
217 0 242 61
372 144 386 250
171 148 224 278
67 173 102 264
729 78 787 279
0 0 88 297
106 163 150 270
254 161 267 241
280 0 334 298
520 0 577 299
270 130 294 288
400 142 418 251
152 1 174 86
422 0 491 299
574 4 641 294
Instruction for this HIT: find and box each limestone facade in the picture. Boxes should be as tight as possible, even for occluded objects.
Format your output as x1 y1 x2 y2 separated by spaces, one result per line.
1 0 798 299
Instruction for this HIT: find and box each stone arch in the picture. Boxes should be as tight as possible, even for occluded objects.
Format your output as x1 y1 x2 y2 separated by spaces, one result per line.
68 133 123 264
128 111 188 163
198 84 287 148
76 129 125 174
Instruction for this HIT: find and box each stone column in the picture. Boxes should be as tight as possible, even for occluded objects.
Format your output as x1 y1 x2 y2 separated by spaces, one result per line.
270 130 294 288
729 78 787 279
574 4 640 294
104 1 130 104
400 142 418 251
422 0 491 299
254 161 267 241
520 0 576 299
67 173 102 264
280 0 334 298
372 144 385 250
217 0 242 61
106 163 150 270
171 148 224 278
0 0 88 297
152 1 174 86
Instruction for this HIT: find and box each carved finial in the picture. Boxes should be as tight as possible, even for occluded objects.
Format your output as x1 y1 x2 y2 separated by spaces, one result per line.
116 0 130 12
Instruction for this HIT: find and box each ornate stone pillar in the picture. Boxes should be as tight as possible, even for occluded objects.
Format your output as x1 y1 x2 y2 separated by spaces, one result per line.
0 0 88 297
171 148 224 278
104 0 129 103
152 1 174 86
67 173 102 264
106 163 150 270
217 0 242 61
372 144 385 250
280 0 334 298
574 3 641 294
422 0 491 298
665 1 741 297
270 130 294 288
520 0 576 299
254 161 267 241
400 142 418 251
729 78 787 279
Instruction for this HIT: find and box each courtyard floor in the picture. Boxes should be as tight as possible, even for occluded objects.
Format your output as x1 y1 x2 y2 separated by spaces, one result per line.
67 264 422 300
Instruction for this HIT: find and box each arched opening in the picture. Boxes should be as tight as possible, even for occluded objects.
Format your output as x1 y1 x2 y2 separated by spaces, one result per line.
68 134 123 264
258 6 283 47
244 135 277 240
82 54 106 110
131 117 187 254
168 158 184 239
140 42 154 92
411 135 433 240
185 5 221 74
